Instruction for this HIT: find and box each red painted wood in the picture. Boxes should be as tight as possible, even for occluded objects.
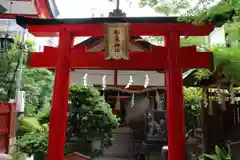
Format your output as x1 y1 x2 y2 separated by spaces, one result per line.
9 103 16 137
180 46 212 68
28 46 168 69
27 23 214 37
165 32 186 160
34 0 53 18
24 21 213 160
47 30 73 160
0 102 16 153
28 46 211 69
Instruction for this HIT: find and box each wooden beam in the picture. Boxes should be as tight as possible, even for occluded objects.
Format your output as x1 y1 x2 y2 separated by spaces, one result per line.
180 46 213 69
28 46 212 70
34 0 53 19
29 46 168 69
47 30 73 160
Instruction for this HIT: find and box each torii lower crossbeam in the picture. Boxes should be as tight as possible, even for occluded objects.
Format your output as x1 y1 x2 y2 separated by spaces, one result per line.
28 46 212 70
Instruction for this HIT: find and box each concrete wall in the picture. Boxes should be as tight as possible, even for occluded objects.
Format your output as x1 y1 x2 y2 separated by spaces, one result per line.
1 0 37 15
0 19 25 37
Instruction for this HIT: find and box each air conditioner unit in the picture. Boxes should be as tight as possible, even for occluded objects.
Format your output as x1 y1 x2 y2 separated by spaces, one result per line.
16 91 25 113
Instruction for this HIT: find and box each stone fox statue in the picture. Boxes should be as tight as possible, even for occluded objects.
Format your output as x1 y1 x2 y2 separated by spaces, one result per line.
148 113 167 137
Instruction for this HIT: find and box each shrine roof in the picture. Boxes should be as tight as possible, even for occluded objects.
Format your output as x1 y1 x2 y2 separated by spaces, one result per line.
16 15 227 29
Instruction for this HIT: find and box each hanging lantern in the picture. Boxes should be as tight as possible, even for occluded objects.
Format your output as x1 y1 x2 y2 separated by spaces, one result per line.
0 33 14 54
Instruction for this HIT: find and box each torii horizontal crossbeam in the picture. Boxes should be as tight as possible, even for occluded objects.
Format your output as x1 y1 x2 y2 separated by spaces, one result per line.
16 16 214 37
28 46 212 70
27 23 214 37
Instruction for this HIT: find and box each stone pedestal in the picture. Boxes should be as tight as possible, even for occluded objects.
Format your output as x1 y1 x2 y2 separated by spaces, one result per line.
161 146 168 160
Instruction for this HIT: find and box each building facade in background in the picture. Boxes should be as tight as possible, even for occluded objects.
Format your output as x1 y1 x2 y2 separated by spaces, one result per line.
0 0 59 51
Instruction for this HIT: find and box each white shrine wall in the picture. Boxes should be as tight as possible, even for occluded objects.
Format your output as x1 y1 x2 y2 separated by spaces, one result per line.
70 70 165 87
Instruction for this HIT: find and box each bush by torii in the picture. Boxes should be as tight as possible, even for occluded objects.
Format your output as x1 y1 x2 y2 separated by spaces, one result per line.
17 84 120 158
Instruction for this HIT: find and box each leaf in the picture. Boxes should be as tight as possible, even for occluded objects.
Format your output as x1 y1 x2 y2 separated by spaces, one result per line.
18 117 48 133
203 154 218 160
215 145 225 160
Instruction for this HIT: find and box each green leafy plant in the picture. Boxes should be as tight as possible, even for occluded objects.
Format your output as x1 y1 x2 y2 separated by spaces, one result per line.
22 68 54 117
18 116 49 134
17 85 120 158
16 116 49 158
0 37 31 101
0 38 53 117
204 145 232 160
194 69 212 82
139 0 191 16
67 84 120 156
212 47 240 85
183 46 240 85
184 87 202 131
17 131 48 157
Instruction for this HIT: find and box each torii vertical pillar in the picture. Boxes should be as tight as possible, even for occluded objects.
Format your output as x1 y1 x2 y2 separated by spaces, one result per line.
165 32 186 160
47 29 73 160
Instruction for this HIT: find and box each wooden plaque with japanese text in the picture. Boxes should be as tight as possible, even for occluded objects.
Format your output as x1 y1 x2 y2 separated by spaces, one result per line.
104 23 129 60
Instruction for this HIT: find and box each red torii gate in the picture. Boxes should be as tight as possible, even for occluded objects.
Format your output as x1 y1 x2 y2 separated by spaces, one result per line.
17 16 214 160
